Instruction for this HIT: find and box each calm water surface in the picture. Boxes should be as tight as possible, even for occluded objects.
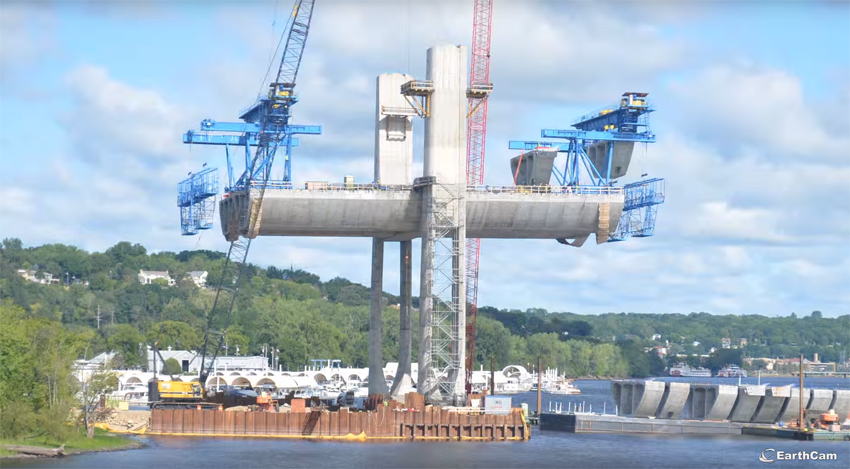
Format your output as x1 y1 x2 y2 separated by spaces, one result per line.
7 378 849 469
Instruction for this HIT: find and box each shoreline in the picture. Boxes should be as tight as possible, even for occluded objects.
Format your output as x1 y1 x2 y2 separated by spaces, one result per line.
1 435 146 460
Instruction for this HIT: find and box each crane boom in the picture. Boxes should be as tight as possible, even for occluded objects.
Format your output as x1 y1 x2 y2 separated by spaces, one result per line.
465 0 494 393
198 0 316 387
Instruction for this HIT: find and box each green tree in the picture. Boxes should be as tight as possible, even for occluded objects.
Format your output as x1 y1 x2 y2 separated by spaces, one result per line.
78 361 119 438
105 324 145 367
162 358 183 376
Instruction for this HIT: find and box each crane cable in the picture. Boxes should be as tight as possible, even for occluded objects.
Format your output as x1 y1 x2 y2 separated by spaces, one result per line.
257 1 297 100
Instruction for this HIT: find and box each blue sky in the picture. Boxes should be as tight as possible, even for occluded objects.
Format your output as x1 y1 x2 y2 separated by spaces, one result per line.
1 0 848 317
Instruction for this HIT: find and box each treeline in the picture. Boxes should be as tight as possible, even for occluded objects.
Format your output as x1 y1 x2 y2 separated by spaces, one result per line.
479 307 849 364
1 239 845 382
1 301 86 439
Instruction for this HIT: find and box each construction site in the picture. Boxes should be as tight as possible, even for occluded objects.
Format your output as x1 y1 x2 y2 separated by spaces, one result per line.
169 0 665 440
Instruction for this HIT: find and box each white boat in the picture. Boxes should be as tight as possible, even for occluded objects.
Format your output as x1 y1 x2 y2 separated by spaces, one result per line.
543 378 581 395
110 383 148 404
669 363 712 378
717 364 748 378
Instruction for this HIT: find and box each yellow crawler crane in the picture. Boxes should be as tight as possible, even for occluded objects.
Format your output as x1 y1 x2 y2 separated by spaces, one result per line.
147 342 220 411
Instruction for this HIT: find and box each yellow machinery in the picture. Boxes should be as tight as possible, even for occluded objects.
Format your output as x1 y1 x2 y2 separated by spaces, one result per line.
147 342 219 410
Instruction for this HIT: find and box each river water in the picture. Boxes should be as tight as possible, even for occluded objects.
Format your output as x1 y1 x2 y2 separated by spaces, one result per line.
7 378 849 469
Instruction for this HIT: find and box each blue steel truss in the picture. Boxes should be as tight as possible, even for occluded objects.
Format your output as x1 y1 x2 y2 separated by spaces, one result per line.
508 92 665 244
177 167 218 235
181 0 321 194
608 178 665 242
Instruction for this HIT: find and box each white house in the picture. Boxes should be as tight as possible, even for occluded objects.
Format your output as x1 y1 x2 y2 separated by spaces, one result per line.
147 348 201 374
187 271 208 288
16 269 60 285
17 269 37 282
138 270 175 286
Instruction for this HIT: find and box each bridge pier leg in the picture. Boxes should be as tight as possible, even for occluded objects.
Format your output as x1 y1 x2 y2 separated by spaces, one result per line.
368 237 388 396
391 240 414 398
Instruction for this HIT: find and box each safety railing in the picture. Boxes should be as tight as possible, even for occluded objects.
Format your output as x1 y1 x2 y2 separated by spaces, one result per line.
244 181 415 192
467 184 624 195
239 181 624 196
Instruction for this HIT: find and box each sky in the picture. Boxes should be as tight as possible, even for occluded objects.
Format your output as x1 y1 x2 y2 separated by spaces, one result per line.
0 0 848 317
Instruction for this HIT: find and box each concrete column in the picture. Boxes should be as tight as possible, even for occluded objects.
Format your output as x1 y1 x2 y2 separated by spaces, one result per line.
451 221 467 405
417 186 434 394
368 238 388 396
374 73 414 185
418 44 469 404
391 240 414 398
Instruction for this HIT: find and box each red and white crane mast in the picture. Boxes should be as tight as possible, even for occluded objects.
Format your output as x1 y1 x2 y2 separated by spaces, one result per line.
465 0 494 394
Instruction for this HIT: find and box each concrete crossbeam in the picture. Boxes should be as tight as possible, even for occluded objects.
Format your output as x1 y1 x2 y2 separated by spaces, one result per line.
219 189 623 241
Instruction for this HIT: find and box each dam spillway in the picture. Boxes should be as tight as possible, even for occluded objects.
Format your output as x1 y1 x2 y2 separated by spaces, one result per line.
609 381 849 425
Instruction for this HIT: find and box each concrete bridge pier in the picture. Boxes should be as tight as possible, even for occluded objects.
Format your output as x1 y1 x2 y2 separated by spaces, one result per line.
390 240 415 399
611 380 665 418
750 386 790 424
806 388 834 421
778 387 807 423
370 72 415 398
687 384 738 420
368 238 389 396
830 390 850 422
728 385 766 422
655 382 690 419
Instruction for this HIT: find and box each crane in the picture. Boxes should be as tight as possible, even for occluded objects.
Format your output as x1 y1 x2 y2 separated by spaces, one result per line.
464 0 495 394
178 0 318 389
508 92 665 245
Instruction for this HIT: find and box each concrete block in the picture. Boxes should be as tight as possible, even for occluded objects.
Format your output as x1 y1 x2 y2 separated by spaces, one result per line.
633 381 666 418
375 73 414 185
656 382 690 419
510 150 556 185
750 386 790 424
587 141 634 180
728 385 765 422
611 380 664 418
687 384 737 420
805 388 834 421
778 387 808 423
830 389 850 423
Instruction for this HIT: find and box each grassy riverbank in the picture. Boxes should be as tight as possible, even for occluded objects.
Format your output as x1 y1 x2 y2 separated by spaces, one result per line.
0 427 142 458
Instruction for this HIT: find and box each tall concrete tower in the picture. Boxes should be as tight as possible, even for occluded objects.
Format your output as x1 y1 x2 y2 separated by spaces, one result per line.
417 44 469 404
369 73 415 397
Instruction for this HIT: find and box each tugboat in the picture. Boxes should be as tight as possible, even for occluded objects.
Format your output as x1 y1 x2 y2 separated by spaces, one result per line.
716 364 748 378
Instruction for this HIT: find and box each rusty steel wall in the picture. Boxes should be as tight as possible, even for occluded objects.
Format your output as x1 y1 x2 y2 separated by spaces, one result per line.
149 406 527 441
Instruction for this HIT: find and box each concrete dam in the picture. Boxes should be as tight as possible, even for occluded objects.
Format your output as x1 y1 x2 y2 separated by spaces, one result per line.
611 380 850 424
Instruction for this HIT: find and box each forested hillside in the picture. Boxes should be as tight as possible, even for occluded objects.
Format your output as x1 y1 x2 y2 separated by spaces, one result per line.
1 239 847 380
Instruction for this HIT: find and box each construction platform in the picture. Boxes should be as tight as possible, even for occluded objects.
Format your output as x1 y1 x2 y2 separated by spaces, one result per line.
218 184 623 242
148 406 529 441
742 426 850 441
539 413 744 435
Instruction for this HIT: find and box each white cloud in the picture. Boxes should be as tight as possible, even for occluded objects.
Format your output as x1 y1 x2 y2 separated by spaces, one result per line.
0 2 57 92
667 64 850 162
683 201 789 243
